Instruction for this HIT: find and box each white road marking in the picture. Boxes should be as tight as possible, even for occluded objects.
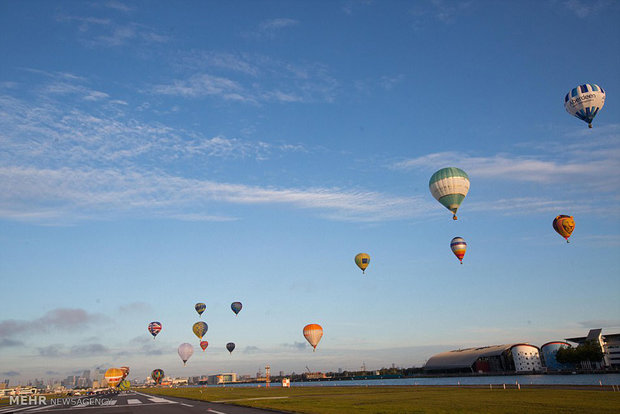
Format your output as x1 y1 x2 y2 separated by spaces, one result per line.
207 409 227 414
180 403 193 407
127 399 142 404
147 397 175 403
212 396 289 403
102 400 118 405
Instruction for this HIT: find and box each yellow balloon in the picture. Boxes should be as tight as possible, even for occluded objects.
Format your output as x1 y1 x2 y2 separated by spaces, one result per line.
354 253 370 274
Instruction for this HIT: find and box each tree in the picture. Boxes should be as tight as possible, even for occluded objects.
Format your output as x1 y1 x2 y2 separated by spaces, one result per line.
555 341 603 366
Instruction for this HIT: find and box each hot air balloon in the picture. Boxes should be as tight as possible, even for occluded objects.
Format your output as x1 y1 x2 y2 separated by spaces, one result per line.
151 369 164 385
303 324 323 351
192 321 208 340
553 215 575 243
226 342 235 354
195 303 206 317
120 366 130 380
564 84 606 128
104 368 123 388
200 340 209 351
178 343 194 366
354 253 370 274
450 237 467 264
429 167 470 220
118 380 130 391
148 321 162 339
231 302 242 316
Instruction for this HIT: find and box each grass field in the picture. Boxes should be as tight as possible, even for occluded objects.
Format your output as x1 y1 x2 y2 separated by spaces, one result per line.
139 385 620 414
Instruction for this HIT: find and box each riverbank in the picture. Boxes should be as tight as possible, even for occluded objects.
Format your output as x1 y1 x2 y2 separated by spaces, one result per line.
139 385 620 414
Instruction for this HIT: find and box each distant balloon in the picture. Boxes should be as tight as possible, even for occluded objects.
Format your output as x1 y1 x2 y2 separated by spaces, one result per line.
450 237 467 264
553 215 575 243
354 253 370 274
118 380 130 391
178 343 194 366
151 369 164 385
231 302 242 316
200 340 209 351
226 342 236 354
303 324 323 351
104 368 123 388
192 321 208 340
564 84 606 128
429 167 470 220
148 321 162 339
120 366 130 380
195 303 206 317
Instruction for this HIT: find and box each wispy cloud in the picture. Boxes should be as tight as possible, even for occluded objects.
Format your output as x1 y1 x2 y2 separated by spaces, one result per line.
0 308 108 340
57 14 167 47
563 0 616 18
410 0 473 27
0 165 426 224
152 73 252 101
392 146 620 191
259 18 299 32
37 343 110 358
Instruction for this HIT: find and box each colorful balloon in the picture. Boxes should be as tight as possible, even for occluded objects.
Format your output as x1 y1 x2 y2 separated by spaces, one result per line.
450 237 467 264
303 324 323 351
178 343 194 366
354 253 370 274
226 342 235 354
231 301 242 316
192 321 208 339
553 215 575 243
148 321 162 339
151 369 164 385
200 340 209 351
120 366 130 380
195 303 206 317
429 167 470 220
118 380 130 391
104 368 123 388
564 84 605 128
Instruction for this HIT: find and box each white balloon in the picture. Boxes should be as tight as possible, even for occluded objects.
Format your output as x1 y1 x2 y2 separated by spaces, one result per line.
178 343 194 366
564 84 606 128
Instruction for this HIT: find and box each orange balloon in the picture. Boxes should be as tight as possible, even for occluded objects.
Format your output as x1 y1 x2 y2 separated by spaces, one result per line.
303 324 323 351
104 368 124 387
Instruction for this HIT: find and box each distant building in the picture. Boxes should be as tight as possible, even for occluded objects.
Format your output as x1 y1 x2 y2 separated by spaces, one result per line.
540 342 574 371
207 373 237 385
302 372 326 380
424 344 542 373
566 329 620 369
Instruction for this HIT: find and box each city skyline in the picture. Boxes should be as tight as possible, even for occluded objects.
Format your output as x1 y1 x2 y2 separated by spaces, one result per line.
1 1 619 383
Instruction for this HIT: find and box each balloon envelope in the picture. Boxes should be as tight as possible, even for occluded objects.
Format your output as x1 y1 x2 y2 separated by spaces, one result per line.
231 302 242 315
303 324 323 351
564 84 605 128
148 321 162 338
118 380 130 391
192 321 208 339
553 215 575 242
450 237 467 264
104 368 123 388
151 369 164 384
226 342 235 354
120 366 130 380
354 253 370 274
429 167 470 220
195 303 206 316
200 340 209 351
178 343 194 366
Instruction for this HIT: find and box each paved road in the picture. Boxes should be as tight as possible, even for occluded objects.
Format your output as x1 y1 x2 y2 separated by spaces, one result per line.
0 391 288 414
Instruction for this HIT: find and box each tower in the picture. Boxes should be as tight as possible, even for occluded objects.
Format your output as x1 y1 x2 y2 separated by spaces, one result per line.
265 365 270 388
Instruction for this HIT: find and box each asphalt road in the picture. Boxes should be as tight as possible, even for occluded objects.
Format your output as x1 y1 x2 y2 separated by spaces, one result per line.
0 391 288 414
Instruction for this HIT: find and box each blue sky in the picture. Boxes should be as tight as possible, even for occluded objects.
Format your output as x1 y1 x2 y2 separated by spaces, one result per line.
1 0 619 384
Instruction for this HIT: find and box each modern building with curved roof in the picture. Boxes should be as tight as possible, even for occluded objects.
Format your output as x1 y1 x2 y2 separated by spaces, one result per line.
424 343 542 373
540 341 574 371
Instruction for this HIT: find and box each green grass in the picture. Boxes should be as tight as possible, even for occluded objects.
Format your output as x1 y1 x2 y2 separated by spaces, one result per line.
139 385 620 414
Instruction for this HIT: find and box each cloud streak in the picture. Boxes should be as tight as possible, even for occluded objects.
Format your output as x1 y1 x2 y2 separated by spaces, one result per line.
0 308 107 340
